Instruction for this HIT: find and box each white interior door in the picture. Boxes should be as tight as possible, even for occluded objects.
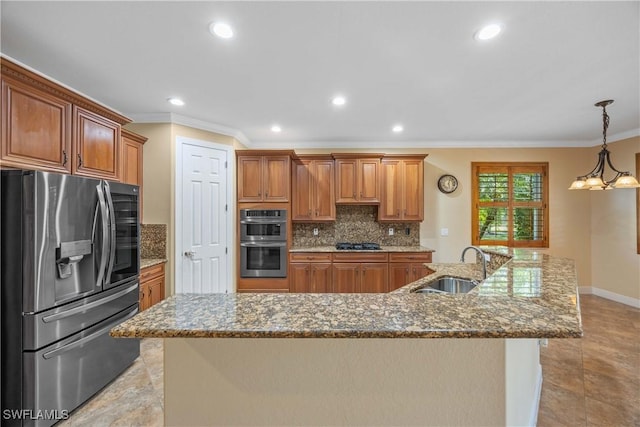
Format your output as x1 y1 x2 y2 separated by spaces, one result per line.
177 138 232 293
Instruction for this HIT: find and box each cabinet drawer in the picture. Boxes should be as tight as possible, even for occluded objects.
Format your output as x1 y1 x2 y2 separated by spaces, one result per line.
389 252 432 263
290 253 332 263
140 263 165 282
332 252 388 263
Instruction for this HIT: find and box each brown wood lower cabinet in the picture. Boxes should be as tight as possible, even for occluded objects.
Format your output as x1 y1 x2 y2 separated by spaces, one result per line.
388 253 433 291
289 253 332 293
289 251 432 293
331 252 389 293
140 263 165 311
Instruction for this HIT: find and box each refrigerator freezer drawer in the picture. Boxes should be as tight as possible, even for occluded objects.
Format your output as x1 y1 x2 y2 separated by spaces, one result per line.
21 305 140 427
22 281 139 350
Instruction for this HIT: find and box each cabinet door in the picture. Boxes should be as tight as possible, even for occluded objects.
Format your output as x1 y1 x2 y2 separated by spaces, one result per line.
289 263 311 293
147 275 165 308
1 77 72 173
402 159 424 221
310 263 332 293
238 156 263 202
379 159 402 221
411 263 432 282
122 134 143 186
335 159 358 203
360 263 388 293
313 160 336 220
389 263 411 291
292 160 313 221
331 263 359 293
139 282 149 311
73 106 121 181
359 159 380 203
264 156 290 202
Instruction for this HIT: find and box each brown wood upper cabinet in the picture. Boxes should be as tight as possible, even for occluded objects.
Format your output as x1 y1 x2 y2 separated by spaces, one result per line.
1 74 72 173
237 151 293 202
122 129 147 221
1 58 130 180
334 154 382 204
73 106 121 181
292 156 336 222
379 155 427 222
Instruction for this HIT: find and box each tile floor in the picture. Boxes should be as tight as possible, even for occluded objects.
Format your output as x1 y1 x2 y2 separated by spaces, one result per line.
59 294 639 426
537 294 640 426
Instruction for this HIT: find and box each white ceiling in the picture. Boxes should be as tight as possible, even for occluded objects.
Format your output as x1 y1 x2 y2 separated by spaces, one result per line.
2 1 639 149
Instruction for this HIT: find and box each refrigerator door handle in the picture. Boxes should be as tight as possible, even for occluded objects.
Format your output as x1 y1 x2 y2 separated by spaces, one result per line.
96 184 109 288
42 282 138 323
42 305 138 360
104 181 117 283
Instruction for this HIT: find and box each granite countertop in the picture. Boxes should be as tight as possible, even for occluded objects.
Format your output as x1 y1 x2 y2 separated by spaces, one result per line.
113 247 582 339
140 258 167 269
289 245 435 253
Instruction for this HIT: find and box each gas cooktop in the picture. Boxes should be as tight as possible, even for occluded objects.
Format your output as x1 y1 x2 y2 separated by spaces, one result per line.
335 242 381 251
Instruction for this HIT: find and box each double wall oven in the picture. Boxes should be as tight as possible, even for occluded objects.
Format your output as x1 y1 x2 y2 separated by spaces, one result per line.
240 209 287 278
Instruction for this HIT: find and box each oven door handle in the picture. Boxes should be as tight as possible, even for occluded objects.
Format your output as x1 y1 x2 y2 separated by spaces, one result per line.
240 242 287 247
240 218 286 224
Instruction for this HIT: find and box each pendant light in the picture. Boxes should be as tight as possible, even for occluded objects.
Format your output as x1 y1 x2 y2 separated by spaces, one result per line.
569 100 640 190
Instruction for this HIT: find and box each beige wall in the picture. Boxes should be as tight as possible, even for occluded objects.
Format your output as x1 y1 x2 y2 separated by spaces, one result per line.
298 146 594 286
589 136 640 300
421 147 593 286
128 125 639 301
124 122 243 295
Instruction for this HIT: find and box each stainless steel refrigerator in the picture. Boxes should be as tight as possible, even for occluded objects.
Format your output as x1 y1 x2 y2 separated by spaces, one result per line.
1 170 140 427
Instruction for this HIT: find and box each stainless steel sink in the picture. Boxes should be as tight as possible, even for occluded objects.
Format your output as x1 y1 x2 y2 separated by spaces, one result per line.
413 276 478 294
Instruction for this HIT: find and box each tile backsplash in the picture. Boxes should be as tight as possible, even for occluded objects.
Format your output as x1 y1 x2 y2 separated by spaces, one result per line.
140 224 167 259
293 206 420 247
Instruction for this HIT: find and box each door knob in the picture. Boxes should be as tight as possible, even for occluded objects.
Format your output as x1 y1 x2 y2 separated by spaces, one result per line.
184 251 196 258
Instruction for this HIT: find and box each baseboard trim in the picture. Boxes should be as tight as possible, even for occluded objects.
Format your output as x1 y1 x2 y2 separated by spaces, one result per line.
579 286 640 309
529 363 543 427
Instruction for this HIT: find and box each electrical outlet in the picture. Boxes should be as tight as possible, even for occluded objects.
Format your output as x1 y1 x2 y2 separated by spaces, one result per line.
483 253 491 262
313 228 319 236
405 227 410 235
388 227 394 236
440 228 449 237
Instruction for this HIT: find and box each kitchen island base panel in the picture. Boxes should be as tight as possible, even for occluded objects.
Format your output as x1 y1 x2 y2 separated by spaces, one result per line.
165 338 541 426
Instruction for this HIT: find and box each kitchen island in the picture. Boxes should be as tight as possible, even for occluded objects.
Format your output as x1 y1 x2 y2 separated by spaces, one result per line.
111 248 582 426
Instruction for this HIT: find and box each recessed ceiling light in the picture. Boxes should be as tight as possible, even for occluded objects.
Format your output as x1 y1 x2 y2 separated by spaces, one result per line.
167 97 185 106
271 124 282 133
331 95 346 106
392 124 404 133
209 22 234 39
474 23 502 41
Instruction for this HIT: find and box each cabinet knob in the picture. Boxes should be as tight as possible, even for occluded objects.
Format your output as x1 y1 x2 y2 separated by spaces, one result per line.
77 154 83 167
308 210 311 216
315 210 318 216
62 150 68 166
265 191 269 197
258 191 261 197
396 209 400 217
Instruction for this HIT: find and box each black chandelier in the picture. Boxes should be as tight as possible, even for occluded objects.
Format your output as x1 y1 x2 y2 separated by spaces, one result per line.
569 100 639 190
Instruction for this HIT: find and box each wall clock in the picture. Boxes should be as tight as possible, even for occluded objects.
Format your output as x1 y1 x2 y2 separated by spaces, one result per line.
437 174 458 194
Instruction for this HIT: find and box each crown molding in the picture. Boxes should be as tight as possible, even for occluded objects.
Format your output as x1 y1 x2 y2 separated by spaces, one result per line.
127 112 252 147
126 112 639 150
248 139 596 150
